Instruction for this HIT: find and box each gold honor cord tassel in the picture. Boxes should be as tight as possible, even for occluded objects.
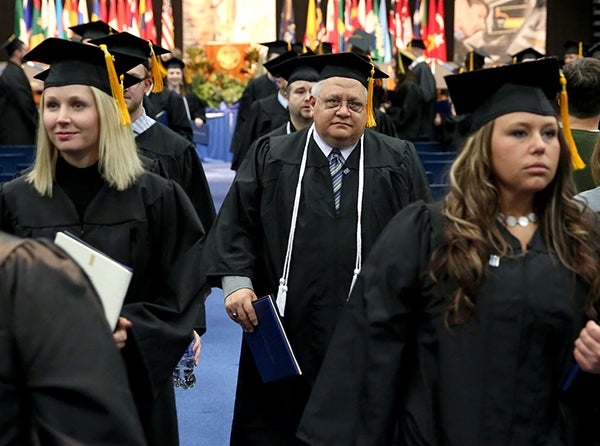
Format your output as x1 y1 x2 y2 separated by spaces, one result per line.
560 72 585 170
149 41 164 93
366 61 377 128
99 44 131 126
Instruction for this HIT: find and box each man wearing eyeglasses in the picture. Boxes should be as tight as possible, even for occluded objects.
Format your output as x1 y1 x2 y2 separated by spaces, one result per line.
202 52 430 446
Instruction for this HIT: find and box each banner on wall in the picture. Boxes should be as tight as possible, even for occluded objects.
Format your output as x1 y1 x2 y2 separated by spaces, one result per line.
453 0 546 66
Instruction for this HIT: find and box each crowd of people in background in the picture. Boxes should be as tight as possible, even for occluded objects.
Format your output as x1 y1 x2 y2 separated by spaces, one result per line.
2 18 600 446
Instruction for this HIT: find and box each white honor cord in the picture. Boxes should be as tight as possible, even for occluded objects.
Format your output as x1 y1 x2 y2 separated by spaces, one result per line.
276 125 313 316
348 134 364 299
276 125 365 314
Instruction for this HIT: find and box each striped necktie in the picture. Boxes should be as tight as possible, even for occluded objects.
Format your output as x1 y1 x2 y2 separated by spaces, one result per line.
329 149 344 212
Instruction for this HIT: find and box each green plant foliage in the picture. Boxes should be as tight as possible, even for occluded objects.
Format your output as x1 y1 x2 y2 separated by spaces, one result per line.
185 46 258 109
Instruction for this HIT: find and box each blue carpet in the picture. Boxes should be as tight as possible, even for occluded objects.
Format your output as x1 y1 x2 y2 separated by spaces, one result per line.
176 162 240 446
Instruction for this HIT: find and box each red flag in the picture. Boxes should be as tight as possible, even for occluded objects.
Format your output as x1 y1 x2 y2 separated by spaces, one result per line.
425 0 446 61
161 0 174 50
344 0 354 44
100 0 108 22
145 0 157 42
316 0 327 44
364 0 376 34
108 0 117 30
398 0 413 48
117 0 127 31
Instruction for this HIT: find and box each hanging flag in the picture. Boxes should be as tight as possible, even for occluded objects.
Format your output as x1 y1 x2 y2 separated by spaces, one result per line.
108 0 117 29
129 0 140 36
370 0 380 60
46 0 57 38
70 0 78 29
40 0 49 38
14 0 29 43
377 0 391 63
316 0 327 44
100 0 107 22
397 0 413 48
357 0 366 29
413 0 422 38
55 0 64 38
325 0 338 52
278 0 295 43
350 0 360 31
344 0 354 45
24 0 33 32
62 0 72 35
304 0 317 49
161 0 175 49
142 0 157 42
389 0 397 49
426 0 446 61
78 0 88 24
139 0 147 39
337 0 345 53
30 0 45 48
91 0 100 21
364 0 376 34
117 0 127 31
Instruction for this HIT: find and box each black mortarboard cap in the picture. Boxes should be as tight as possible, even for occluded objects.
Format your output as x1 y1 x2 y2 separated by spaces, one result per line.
564 40 589 57
260 40 292 57
408 38 426 50
265 53 320 84
90 32 170 92
301 52 388 87
90 31 170 62
445 57 560 132
347 29 376 53
263 50 300 76
2 34 25 56
589 42 600 58
23 38 142 125
24 38 143 94
69 20 117 40
510 47 544 63
397 48 416 74
163 56 185 70
317 41 333 55
464 48 489 71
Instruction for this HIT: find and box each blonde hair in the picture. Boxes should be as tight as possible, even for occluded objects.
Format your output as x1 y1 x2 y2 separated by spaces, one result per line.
432 119 600 324
27 86 144 196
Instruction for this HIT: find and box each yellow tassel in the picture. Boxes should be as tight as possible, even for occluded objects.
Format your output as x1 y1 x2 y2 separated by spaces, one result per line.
559 72 585 170
578 41 583 59
318 42 323 55
366 61 376 128
287 41 292 51
149 41 164 93
99 44 131 126
512 56 516 64
469 52 473 71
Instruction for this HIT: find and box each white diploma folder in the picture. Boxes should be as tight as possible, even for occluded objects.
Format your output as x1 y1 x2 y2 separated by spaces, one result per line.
54 231 132 330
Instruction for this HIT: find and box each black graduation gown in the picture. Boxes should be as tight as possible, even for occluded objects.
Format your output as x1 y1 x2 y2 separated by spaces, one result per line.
0 171 206 446
229 74 278 155
373 108 399 138
0 61 38 145
298 202 600 446
135 122 216 232
203 127 431 445
387 81 425 140
411 61 437 140
0 234 147 445
231 93 289 170
144 90 193 142
185 92 207 122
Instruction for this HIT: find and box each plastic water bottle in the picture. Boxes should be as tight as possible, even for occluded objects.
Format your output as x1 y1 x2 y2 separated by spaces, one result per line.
173 340 196 389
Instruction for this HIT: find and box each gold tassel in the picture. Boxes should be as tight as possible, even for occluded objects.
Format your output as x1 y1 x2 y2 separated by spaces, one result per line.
559 72 585 170
512 56 517 64
149 41 164 93
469 52 473 71
366 61 376 128
578 41 583 59
99 44 131 126
287 41 292 51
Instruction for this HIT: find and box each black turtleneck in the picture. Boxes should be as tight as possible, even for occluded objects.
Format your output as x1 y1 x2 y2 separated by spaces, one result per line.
55 156 105 220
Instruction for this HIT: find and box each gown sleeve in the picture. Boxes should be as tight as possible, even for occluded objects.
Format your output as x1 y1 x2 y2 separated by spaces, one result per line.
297 201 436 446
0 238 147 445
202 137 267 287
120 179 207 394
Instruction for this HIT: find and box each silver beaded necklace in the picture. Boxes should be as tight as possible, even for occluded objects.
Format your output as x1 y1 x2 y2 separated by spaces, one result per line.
497 212 537 228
